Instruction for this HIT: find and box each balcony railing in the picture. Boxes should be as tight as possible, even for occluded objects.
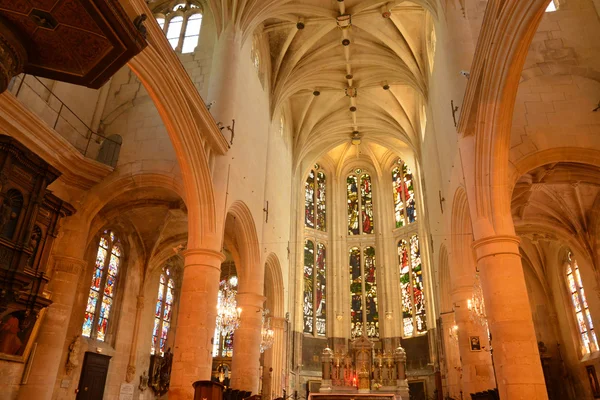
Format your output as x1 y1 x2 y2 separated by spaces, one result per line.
9 75 121 167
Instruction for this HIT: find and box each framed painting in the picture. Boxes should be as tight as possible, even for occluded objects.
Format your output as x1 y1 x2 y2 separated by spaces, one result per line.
469 336 481 351
0 308 46 362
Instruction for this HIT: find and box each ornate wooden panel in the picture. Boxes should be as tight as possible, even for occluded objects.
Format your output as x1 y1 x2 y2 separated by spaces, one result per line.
0 0 146 89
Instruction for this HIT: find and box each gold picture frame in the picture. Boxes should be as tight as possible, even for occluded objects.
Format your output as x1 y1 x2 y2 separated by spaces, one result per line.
0 308 47 363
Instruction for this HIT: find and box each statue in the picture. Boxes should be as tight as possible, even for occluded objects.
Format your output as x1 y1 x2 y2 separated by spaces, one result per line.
65 335 82 375
139 371 149 392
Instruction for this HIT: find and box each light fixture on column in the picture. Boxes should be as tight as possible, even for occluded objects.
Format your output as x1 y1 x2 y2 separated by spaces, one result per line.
260 308 275 353
216 275 242 336
468 272 487 327
448 324 459 344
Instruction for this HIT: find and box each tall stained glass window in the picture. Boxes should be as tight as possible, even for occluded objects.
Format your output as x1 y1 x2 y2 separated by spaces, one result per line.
566 252 598 355
392 160 417 228
349 246 379 339
347 170 374 235
151 268 175 356
303 240 326 336
82 230 122 341
399 234 427 337
305 166 326 231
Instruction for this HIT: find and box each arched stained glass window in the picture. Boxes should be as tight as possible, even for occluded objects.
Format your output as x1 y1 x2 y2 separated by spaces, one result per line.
151 268 175 356
347 170 374 235
82 231 122 341
154 1 203 53
349 246 379 339
304 167 326 231
566 252 598 355
392 160 417 228
303 240 326 336
399 234 427 337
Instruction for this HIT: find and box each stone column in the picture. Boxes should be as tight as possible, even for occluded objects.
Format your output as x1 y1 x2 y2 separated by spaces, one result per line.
125 295 145 382
263 316 286 399
451 286 495 395
231 292 265 393
169 249 225 400
472 235 548 400
17 255 85 400
439 312 463 399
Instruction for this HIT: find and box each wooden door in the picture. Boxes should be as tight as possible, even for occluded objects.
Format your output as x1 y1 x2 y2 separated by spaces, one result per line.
76 352 111 400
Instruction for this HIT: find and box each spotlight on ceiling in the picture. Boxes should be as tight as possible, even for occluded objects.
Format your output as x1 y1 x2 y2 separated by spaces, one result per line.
346 74 353 80
296 17 305 30
342 38 351 46
313 90 321 96
349 106 357 112
382 81 390 90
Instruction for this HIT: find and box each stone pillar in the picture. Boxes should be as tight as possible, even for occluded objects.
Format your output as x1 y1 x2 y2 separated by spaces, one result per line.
169 249 225 400
263 316 286 399
18 255 85 400
125 295 145 383
439 312 462 399
231 292 265 393
451 286 495 395
472 235 548 400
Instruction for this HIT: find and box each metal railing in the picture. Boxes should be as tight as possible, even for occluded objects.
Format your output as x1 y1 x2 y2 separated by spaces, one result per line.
11 74 121 166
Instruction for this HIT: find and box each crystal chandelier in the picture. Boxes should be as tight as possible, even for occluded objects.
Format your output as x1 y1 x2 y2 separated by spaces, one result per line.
260 308 275 353
216 276 242 336
468 272 488 327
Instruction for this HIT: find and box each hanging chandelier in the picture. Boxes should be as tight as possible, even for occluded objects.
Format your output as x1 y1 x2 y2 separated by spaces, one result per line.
260 308 275 353
216 276 242 336
468 272 488 327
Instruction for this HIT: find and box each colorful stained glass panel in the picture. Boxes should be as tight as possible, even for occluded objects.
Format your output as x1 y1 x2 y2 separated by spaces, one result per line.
360 174 374 234
392 167 405 228
316 243 326 336
316 172 326 231
305 171 315 228
364 247 378 338
347 176 359 235
303 240 315 334
349 247 362 338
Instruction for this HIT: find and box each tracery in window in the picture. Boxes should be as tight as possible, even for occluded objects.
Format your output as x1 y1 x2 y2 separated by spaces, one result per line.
304 166 326 231
151 267 175 356
82 231 122 341
347 170 374 235
154 1 202 53
546 1 557 12
350 246 379 339
567 252 598 355
392 160 417 228
399 234 427 337
303 240 326 336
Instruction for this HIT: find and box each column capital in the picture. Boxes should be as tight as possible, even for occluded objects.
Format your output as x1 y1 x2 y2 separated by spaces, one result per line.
236 291 266 308
472 234 520 262
52 255 86 275
182 248 225 270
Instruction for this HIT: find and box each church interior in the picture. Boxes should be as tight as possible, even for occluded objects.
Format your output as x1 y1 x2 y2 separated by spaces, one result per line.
0 0 599 400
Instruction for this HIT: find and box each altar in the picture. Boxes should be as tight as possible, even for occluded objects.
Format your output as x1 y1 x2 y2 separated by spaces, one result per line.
316 337 409 400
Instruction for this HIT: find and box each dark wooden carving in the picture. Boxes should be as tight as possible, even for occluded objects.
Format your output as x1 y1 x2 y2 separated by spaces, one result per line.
149 349 173 396
0 0 147 90
0 134 74 319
